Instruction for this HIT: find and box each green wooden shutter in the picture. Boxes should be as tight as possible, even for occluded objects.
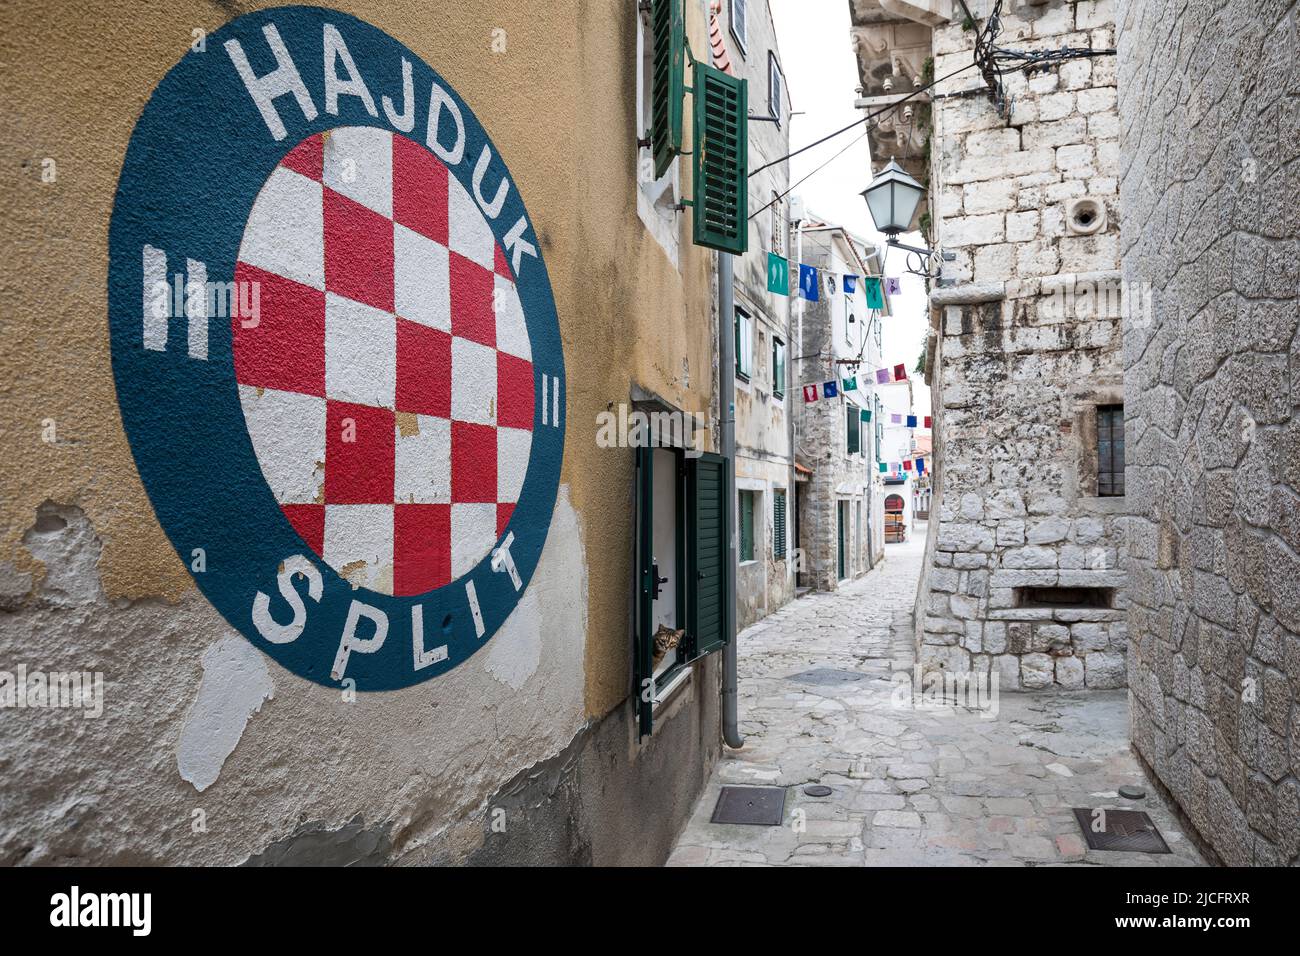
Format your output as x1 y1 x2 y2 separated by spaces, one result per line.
635 445 655 737
692 62 748 254
687 452 729 659
847 406 860 455
651 0 685 180
773 489 787 559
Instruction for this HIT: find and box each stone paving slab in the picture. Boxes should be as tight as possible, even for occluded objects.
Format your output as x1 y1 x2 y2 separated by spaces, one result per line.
667 528 1205 868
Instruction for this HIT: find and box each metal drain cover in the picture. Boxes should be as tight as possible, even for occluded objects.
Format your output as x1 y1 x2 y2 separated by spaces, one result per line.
803 785 833 797
711 786 787 826
787 668 867 686
1072 808 1171 853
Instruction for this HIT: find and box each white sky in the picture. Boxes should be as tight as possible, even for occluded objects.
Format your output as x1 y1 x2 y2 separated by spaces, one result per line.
769 0 931 430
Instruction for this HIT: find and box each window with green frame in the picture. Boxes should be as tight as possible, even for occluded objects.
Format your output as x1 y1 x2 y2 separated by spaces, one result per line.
771 336 786 397
739 489 756 562
734 308 752 380
846 404 861 455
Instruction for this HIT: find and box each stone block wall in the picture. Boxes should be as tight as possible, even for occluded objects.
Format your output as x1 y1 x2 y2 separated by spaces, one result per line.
916 1 1129 690
1118 0 1300 865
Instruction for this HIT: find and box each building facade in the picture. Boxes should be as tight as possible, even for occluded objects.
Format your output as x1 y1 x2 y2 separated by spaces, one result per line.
852 0 1130 691
0 0 734 866
1119 0 1300 865
726 0 798 630
794 220 889 589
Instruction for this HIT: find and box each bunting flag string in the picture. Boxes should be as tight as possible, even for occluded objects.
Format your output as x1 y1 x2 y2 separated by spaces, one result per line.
758 254 901 309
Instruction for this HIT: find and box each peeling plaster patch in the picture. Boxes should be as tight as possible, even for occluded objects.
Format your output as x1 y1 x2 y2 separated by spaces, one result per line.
485 589 543 690
21 502 103 606
177 636 274 792
241 815 391 867
484 485 586 691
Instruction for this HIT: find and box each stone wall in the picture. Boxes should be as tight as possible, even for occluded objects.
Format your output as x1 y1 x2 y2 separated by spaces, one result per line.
916 0 1129 690
1118 0 1300 865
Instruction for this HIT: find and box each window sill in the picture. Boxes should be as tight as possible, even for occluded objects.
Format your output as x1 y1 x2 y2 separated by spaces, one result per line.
652 663 692 710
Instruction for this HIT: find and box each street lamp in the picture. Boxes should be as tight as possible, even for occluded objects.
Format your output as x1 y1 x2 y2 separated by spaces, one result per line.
860 157 954 277
860 158 924 238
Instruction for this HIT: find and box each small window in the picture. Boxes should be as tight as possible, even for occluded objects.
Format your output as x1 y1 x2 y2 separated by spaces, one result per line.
770 191 786 255
729 0 748 54
768 51 783 124
734 308 753 380
1097 404 1125 496
771 337 786 398
773 489 787 559
847 404 861 455
739 489 756 562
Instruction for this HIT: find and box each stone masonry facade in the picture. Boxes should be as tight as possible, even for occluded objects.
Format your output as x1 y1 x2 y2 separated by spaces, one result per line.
911 1 1130 691
1118 0 1300 864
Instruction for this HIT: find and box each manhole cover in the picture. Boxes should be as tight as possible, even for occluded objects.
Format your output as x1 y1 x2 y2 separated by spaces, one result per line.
1072 808 1171 853
1118 785 1146 800
786 668 867 686
803 785 833 797
711 786 787 826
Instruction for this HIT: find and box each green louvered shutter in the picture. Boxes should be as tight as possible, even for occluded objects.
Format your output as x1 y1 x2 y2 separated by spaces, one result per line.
692 62 748 254
651 0 685 179
773 489 787 560
687 452 729 658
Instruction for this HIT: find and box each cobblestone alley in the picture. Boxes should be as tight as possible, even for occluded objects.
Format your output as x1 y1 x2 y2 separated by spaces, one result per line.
668 529 1206 867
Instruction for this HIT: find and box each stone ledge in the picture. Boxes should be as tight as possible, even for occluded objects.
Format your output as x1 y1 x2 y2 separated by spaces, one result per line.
929 281 1006 307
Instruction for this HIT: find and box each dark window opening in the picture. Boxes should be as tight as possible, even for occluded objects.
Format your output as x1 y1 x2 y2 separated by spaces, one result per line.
1097 404 1125 497
1016 586 1114 608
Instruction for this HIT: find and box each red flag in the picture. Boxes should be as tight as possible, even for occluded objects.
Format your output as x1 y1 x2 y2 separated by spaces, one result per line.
924 416 932 428
903 460 912 471
894 363 907 381
803 384 818 403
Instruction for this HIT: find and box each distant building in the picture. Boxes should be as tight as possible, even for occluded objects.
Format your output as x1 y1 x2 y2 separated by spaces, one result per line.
793 217 889 589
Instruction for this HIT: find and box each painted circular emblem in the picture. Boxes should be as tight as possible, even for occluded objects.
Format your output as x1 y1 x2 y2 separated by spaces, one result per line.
109 7 564 690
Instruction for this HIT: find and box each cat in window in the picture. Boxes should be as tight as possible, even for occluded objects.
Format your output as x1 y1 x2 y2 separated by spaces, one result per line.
652 624 684 669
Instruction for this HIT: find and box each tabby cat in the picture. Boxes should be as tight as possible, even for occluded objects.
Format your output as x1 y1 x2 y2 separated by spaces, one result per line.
651 624 684 669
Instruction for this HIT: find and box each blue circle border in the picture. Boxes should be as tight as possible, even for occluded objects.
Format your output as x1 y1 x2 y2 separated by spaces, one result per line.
108 6 565 691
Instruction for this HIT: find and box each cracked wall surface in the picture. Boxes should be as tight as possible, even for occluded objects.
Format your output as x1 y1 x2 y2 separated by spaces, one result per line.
1118 0 1300 865
0 0 724 865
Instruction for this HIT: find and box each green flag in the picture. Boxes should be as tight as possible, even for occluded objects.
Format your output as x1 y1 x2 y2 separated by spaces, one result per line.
842 376 857 392
860 408 872 423
767 252 790 295
864 276 884 310
878 461 887 473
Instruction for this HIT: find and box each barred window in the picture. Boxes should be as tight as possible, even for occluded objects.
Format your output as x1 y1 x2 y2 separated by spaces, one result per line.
1097 404 1125 496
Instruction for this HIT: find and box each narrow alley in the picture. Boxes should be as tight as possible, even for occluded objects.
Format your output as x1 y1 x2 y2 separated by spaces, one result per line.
669 529 1205 867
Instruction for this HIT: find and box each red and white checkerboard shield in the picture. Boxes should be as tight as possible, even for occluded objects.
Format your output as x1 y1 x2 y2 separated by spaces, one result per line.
233 126 534 597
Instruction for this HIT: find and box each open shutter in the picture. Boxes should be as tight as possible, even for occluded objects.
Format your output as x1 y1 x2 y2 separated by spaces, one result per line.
651 0 685 179
773 489 787 559
635 445 655 737
691 62 748 254
687 452 730 659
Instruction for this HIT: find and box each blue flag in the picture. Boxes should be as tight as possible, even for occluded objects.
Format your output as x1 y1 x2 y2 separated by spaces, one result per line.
843 274 858 294
906 415 918 428
823 380 839 399
798 263 819 301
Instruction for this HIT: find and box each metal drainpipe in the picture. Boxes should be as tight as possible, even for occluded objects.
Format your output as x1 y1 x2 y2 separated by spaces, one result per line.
719 252 743 750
